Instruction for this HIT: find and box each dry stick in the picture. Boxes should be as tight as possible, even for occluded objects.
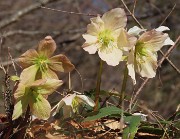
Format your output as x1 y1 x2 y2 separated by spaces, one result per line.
0 0 59 29
120 0 144 29
159 50 180 74
7 47 18 75
132 0 137 15
159 3 176 26
74 68 84 92
2 30 60 37
40 6 98 17
133 36 180 103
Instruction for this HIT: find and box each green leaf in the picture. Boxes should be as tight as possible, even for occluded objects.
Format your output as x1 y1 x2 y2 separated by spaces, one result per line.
29 94 51 120
122 115 141 139
83 106 123 122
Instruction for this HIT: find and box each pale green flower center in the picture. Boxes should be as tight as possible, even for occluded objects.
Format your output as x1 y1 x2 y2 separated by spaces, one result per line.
72 96 79 112
32 55 50 72
135 41 148 64
98 29 115 50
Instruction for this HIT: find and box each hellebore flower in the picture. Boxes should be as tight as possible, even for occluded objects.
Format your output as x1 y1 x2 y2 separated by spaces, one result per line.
82 8 127 66
18 36 74 79
127 26 174 84
54 93 95 118
12 78 63 120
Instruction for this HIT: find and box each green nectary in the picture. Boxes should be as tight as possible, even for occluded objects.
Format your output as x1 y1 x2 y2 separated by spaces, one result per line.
32 55 50 72
135 41 148 57
98 29 114 49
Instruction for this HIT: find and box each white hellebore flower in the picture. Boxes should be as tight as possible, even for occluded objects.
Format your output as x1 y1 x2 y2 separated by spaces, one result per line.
127 26 174 84
54 93 95 118
82 8 127 66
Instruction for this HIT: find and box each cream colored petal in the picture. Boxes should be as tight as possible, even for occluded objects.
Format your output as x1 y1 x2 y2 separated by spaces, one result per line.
12 97 29 120
38 36 56 57
98 47 122 66
82 34 98 44
128 26 146 36
83 43 98 54
118 29 137 51
30 79 63 95
18 49 38 68
62 94 76 106
20 65 39 85
87 16 104 35
14 83 26 100
164 36 174 46
29 94 51 120
77 95 95 107
82 34 98 54
155 26 170 32
127 49 136 84
118 29 129 49
139 30 168 51
53 100 65 116
102 8 127 31
136 54 157 78
41 68 59 79
49 54 75 72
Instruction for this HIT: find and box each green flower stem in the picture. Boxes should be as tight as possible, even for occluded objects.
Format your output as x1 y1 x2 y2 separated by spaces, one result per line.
94 60 103 111
119 65 128 105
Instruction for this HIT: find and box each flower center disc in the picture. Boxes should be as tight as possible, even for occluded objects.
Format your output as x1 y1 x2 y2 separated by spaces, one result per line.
98 29 114 50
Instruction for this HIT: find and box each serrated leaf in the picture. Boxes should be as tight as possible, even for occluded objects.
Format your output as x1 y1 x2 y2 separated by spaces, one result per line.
122 115 141 139
83 106 122 122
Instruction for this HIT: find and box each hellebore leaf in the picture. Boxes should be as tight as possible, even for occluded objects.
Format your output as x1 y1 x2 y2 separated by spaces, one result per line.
83 106 123 122
122 115 141 139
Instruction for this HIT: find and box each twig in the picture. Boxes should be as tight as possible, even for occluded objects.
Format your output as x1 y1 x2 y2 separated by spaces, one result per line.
2 30 59 37
158 36 180 66
150 110 170 139
159 50 180 74
120 0 144 29
0 0 59 29
0 58 18 67
159 4 176 26
132 0 137 15
40 6 99 17
74 68 84 92
8 47 18 75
